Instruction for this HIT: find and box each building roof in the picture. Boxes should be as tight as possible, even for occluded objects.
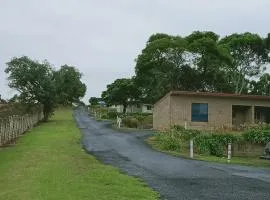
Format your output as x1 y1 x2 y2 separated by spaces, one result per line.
169 91 270 100
154 91 270 106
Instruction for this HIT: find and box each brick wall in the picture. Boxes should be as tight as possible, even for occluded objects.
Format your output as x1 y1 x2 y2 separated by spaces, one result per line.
154 93 270 130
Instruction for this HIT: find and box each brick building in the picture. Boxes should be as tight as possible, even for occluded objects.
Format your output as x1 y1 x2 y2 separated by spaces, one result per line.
153 91 270 130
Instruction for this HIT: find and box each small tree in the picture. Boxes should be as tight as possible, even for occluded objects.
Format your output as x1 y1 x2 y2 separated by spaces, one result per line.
89 97 99 106
5 56 56 121
101 78 141 113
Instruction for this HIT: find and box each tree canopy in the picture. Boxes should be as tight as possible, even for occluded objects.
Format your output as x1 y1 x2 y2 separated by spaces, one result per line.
5 56 86 121
89 97 100 106
133 31 270 103
54 65 86 105
101 78 141 113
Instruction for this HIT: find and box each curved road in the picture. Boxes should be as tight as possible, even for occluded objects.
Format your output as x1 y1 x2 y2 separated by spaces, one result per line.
74 108 270 200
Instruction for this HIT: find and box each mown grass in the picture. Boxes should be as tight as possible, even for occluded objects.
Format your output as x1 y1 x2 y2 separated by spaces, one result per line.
0 108 158 200
147 137 270 168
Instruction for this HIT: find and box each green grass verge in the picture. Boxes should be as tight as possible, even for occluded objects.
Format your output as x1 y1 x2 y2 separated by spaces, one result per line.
147 137 270 168
0 108 158 200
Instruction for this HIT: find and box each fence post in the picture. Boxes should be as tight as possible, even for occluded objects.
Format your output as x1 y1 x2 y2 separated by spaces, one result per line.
228 142 232 163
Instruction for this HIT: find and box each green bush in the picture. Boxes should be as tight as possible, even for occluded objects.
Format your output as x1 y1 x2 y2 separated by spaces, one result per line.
154 131 181 151
153 126 237 157
195 133 237 157
122 117 139 128
107 111 118 119
120 114 153 129
242 125 270 144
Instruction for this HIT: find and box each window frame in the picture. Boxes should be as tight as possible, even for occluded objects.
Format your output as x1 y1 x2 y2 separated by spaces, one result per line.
191 103 209 122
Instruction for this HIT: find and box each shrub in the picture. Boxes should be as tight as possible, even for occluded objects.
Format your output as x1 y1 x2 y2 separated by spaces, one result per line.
195 133 237 157
107 111 118 119
122 117 139 128
101 114 107 119
242 125 270 144
154 131 181 151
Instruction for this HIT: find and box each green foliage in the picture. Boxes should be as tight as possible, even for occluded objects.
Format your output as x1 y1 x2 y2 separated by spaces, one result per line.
5 56 56 121
249 73 270 95
243 125 270 144
134 31 270 103
89 97 99 106
107 110 118 119
54 65 86 105
102 78 141 113
5 57 86 121
194 134 237 157
120 113 153 129
153 126 239 157
219 33 269 94
122 117 139 128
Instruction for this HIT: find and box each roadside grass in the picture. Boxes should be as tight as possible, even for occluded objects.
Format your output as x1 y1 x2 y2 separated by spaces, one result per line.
147 137 270 168
0 108 159 200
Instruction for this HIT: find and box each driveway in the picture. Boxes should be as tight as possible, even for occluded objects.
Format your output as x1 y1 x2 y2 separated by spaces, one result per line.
73 108 270 200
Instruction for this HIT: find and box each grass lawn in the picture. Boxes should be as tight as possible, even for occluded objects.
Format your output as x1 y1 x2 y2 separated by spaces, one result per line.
0 108 158 200
147 137 270 168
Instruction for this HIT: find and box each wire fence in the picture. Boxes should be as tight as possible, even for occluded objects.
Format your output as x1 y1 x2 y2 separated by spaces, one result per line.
0 111 44 146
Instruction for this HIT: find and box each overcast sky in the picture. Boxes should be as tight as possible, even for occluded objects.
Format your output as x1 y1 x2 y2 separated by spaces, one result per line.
0 0 269 102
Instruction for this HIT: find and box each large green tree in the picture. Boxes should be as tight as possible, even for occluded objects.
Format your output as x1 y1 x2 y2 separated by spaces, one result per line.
135 34 195 103
186 31 233 92
219 33 270 94
101 78 141 113
5 56 56 121
135 31 233 103
54 65 86 105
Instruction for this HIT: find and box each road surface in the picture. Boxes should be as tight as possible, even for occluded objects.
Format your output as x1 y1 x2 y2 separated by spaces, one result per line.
73 108 270 200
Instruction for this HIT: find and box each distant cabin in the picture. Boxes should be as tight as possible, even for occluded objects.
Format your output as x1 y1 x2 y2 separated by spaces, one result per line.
153 91 270 130
110 104 153 114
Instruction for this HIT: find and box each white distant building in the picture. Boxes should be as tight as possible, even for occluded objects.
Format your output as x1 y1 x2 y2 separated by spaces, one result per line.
110 103 153 113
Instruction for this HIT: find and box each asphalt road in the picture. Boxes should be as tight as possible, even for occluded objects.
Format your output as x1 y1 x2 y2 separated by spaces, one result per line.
73 108 270 200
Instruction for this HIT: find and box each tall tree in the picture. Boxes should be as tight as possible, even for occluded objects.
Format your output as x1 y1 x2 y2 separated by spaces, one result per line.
101 78 140 113
135 31 233 103
135 34 196 103
186 31 233 92
54 65 86 105
219 33 270 94
5 56 56 121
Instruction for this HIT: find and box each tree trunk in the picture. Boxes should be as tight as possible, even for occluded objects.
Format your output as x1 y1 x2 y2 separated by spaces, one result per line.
123 104 127 114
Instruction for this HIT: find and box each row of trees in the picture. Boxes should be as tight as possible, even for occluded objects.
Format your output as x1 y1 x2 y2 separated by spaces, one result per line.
98 31 270 111
5 56 86 121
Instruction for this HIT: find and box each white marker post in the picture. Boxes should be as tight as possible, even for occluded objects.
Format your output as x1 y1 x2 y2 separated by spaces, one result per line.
190 139 194 159
185 122 194 159
117 116 122 128
228 142 232 163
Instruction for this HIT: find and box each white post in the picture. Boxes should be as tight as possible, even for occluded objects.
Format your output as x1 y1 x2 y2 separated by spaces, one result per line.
117 116 122 128
190 139 194 159
185 122 194 159
228 143 232 163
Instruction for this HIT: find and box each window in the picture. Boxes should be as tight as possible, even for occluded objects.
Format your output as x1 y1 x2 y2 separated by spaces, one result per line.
146 105 152 110
191 103 208 122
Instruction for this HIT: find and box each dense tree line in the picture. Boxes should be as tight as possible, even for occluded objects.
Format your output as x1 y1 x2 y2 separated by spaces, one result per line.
101 31 270 109
5 56 86 121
